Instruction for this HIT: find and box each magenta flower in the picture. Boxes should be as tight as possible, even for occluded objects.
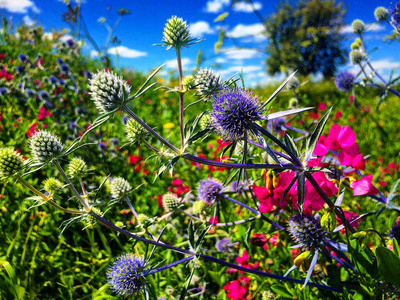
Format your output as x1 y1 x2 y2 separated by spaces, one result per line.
350 175 379 196
324 124 356 151
223 279 247 300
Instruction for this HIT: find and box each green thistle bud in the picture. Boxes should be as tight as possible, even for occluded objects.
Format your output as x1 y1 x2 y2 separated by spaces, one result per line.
192 200 206 214
182 75 195 90
350 42 359 50
350 50 365 64
89 70 131 113
125 118 148 144
43 177 63 196
29 131 63 162
162 16 191 49
115 221 125 228
162 193 180 212
352 19 365 34
288 97 298 109
354 38 362 46
199 113 211 130
137 213 151 228
67 157 87 178
82 207 103 228
294 250 312 267
0 148 24 178
234 141 250 156
110 177 132 198
286 76 299 90
320 210 337 232
374 7 389 21
194 68 222 98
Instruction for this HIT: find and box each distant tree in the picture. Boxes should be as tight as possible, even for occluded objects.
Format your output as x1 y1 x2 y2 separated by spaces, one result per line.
265 0 347 78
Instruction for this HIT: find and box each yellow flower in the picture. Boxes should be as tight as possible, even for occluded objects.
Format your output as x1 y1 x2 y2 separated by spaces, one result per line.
163 122 175 129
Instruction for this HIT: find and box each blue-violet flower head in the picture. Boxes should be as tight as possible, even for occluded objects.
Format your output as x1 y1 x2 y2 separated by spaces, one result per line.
288 213 325 249
197 178 222 205
335 71 355 92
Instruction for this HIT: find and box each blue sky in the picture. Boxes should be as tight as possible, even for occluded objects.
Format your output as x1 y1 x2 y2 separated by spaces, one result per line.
1 0 399 86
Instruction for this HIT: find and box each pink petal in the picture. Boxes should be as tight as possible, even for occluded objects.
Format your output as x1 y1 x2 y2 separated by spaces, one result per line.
338 143 359 166
352 153 365 170
351 175 374 196
338 125 356 148
313 143 328 156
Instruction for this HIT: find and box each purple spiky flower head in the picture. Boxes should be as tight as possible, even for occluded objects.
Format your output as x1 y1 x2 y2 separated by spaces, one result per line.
335 71 355 92
390 224 400 244
288 214 325 249
18 54 28 63
66 39 75 48
0 87 8 96
56 58 64 65
48 76 58 85
106 253 146 297
60 63 70 74
267 117 286 133
197 178 222 205
15 65 25 74
391 3 400 30
211 87 264 141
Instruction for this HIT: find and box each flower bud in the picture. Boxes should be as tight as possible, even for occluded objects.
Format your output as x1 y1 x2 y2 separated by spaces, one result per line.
0 148 24 178
286 76 299 90
199 113 211 130
68 157 88 178
43 177 63 196
125 118 148 144
110 177 132 198
349 50 364 65
352 19 365 34
182 75 195 90
29 131 63 162
194 68 222 98
89 70 131 113
162 193 180 212
192 200 206 214
374 7 389 21
137 213 151 228
320 210 337 232
162 16 190 49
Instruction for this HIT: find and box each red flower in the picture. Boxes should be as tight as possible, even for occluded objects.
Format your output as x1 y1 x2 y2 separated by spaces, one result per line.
37 106 52 120
335 111 343 119
129 155 141 166
223 280 247 300
318 102 326 111
25 123 39 137
172 178 183 186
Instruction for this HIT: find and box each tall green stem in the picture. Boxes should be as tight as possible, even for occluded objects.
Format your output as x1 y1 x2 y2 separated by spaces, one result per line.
176 46 185 149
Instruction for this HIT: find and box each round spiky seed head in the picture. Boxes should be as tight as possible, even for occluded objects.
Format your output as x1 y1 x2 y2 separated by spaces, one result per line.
125 119 148 144
288 213 325 249
43 177 63 195
0 148 24 178
199 113 211 130
262 291 276 300
29 131 63 162
110 177 132 198
286 76 299 90
82 207 103 228
194 68 222 98
350 50 365 64
89 70 131 113
162 16 191 49
162 193 180 212
352 19 365 34
137 214 151 227
182 75 195 90
192 200 206 214
67 157 87 178
375 7 389 21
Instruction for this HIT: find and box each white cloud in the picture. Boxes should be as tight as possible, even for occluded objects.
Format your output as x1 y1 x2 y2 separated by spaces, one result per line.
204 0 230 13
189 21 214 37
227 23 267 42
107 46 147 58
165 57 192 69
223 48 262 60
215 58 227 63
0 0 39 13
232 1 262 13
368 59 400 70
218 65 263 77
23 15 34 26
90 50 99 58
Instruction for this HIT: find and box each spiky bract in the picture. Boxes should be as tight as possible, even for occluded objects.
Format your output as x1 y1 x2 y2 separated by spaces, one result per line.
125 118 148 144
29 131 63 162
162 193 180 212
194 68 222 98
162 16 191 49
288 214 325 249
110 177 132 199
0 148 24 178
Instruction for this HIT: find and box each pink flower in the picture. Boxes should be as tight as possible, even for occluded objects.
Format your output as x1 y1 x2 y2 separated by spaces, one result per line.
338 143 359 166
324 124 356 152
172 178 183 186
313 136 328 156
318 103 326 110
336 211 360 229
209 216 218 225
223 280 247 300
350 175 379 196
37 106 52 120
335 111 343 119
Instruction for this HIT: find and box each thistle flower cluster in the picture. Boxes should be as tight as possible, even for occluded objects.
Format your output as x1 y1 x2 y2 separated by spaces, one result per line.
110 177 132 199
352 19 365 34
67 157 87 178
43 178 63 196
162 193 180 212
194 68 222 98
162 16 191 49
29 131 63 162
107 253 147 297
335 71 355 92
0 148 24 178
197 178 223 205
287 214 325 249
374 7 389 21
211 87 263 141
125 118 148 144
89 70 131 113
349 50 365 65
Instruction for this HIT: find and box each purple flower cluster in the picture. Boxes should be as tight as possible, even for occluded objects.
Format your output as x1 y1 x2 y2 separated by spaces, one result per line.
391 2 400 30
211 87 263 141
335 71 355 92
197 178 222 205
288 214 325 249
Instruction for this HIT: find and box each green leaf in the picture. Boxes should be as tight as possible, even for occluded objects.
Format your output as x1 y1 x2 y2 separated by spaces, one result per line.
261 71 297 109
188 221 195 250
305 107 332 162
271 284 293 299
297 172 305 214
284 133 299 158
376 246 400 288
179 267 195 300
393 238 400 258
252 127 280 165
132 64 163 98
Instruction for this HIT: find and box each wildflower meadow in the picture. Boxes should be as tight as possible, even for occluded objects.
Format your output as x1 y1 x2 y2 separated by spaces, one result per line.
1 0 400 299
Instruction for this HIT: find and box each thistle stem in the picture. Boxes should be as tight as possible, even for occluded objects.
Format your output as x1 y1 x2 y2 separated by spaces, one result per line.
176 47 185 149
147 256 194 275
124 196 139 220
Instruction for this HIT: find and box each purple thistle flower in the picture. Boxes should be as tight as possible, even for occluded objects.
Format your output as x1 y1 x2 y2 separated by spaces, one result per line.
391 3 400 30
98 142 107 150
60 63 70 74
197 178 223 205
390 225 400 244
66 39 75 48
216 238 237 252
106 253 146 297
267 117 286 133
211 87 264 141
38 90 50 101
110 138 119 146
58 79 66 86
84 70 93 80
15 65 25 74
18 54 28 63
49 76 58 84
0 87 8 96
335 71 355 92
56 58 64 65
288 214 325 249
122 116 129 125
